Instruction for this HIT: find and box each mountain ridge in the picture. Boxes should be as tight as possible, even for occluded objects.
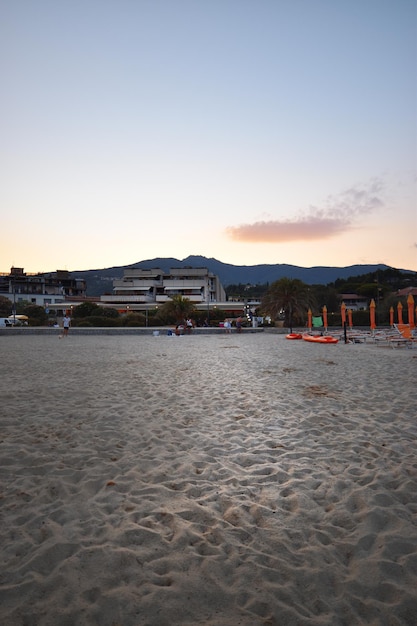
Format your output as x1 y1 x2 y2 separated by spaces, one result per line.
70 256 415 297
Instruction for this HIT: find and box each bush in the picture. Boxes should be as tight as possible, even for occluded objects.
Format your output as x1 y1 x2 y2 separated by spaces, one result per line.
326 309 390 327
100 307 120 318
123 313 146 327
73 302 120 320
0 296 13 317
73 316 120 327
22 304 48 326
148 314 165 327
73 302 101 318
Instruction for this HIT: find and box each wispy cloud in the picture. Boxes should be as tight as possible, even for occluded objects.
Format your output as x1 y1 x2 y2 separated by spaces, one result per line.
226 179 385 243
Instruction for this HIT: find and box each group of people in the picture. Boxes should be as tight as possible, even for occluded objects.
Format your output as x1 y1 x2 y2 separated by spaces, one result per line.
59 315 245 336
175 318 194 335
223 317 242 332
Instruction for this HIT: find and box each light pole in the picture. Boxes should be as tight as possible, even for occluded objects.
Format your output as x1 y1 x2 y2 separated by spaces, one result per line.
12 281 16 325
207 279 210 323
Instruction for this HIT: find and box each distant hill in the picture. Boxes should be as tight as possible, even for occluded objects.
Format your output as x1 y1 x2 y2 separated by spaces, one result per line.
71 256 414 297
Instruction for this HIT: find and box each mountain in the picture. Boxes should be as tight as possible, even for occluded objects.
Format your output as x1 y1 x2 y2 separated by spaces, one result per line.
71 256 414 297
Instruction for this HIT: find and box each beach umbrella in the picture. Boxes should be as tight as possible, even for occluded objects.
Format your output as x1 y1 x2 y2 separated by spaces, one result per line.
307 308 312 329
397 301 403 325
369 299 376 330
389 306 394 326
347 308 353 328
322 305 328 330
341 302 346 327
407 294 415 328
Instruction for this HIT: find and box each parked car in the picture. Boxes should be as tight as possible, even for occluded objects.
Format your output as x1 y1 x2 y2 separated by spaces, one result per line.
0 315 29 326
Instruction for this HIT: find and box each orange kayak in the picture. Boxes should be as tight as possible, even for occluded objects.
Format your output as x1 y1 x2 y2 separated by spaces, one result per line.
302 334 338 344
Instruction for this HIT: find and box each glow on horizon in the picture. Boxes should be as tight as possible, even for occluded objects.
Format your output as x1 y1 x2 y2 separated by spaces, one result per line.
1 0 416 275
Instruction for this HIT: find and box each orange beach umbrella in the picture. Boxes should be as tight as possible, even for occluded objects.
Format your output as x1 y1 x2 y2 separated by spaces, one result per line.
347 308 353 328
307 308 312 329
407 294 415 328
322 305 328 330
397 301 403 325
341 302 346 326
389 306 394 326
369 299 376 330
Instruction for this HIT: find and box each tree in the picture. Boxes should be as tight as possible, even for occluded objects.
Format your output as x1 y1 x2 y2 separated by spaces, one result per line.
159 295 196 325
21 304 48 326
0 296 12 316
72 302 99 317
310 285 339 313
261 278 316 331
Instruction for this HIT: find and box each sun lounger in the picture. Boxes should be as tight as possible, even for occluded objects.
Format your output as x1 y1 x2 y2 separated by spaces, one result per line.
372 329 408 348
346 331 373 343
391 324 417 348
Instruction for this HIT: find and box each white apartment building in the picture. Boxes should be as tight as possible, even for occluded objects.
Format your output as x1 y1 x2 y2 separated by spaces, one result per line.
338 293 369 310
100 267 226 312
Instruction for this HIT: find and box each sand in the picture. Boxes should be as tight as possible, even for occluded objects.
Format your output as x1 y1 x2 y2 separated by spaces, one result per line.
1 332 416 626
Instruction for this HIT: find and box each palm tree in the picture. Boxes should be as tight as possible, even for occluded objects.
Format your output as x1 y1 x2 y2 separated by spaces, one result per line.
261 278 316 332
159 295 196 325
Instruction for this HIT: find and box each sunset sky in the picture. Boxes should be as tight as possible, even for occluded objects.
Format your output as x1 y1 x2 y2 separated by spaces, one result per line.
1 0 416 274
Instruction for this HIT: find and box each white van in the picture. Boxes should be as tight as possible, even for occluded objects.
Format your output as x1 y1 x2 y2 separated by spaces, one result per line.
0 317 13 327
0 315 28 326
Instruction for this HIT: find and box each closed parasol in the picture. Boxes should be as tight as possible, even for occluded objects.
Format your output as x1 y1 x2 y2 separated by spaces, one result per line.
341 302 346 327
322 305 328 330
347 308 353 328
389 306 394 326
397 301 403 325
369 299 376 330
407 294 415 328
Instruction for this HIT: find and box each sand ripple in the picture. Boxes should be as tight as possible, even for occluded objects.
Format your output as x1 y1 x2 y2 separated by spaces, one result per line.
1 333 416 625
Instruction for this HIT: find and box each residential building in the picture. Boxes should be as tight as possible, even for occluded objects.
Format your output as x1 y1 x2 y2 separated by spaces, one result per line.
0 267 87 308
338 293 369 311
396 287 417 298
0 265 258 320
100 266 227 311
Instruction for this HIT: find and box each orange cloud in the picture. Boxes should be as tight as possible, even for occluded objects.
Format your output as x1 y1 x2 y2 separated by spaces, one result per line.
226 216 348 243
226 179 385 244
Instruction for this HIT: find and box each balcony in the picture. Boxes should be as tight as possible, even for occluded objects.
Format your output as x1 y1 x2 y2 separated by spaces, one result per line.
163 280 206 289
113 280 161 289
100 295 155 304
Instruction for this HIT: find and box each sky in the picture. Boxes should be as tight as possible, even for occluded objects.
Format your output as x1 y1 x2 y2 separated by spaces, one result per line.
1 0 416 274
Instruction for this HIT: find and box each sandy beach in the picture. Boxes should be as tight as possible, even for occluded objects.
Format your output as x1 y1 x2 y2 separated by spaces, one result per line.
1 332 416 625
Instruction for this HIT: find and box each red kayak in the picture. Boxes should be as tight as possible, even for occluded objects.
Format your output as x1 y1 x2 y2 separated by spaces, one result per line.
286 333 303 340
302 334 338 344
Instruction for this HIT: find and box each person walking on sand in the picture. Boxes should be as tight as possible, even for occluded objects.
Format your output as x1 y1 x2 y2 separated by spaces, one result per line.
62 314 71 337
236 316 242 333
